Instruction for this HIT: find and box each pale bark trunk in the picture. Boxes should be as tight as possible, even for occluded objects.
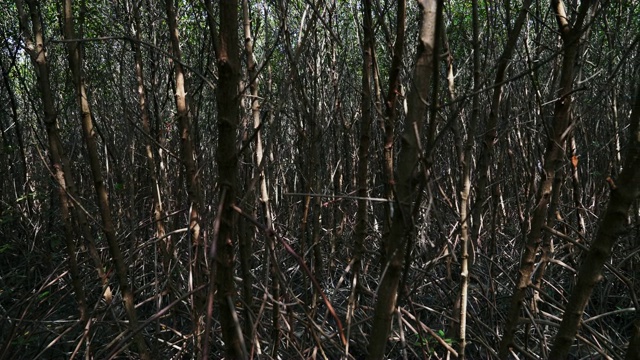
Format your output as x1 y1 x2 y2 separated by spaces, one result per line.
367 1 437 358
457 1 481 357
15 0 88 323
240 0 269 353
17 0 107 292
164 1 207 355
62 0 149 358
132 0 167 272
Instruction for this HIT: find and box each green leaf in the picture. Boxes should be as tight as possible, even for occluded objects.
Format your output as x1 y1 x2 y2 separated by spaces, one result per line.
0 244 12 253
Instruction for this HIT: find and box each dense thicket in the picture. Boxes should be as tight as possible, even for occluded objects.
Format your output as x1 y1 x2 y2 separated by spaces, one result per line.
1 0 639 358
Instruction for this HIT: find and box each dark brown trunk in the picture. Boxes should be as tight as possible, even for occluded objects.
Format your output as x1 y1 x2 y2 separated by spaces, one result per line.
214 0 245 358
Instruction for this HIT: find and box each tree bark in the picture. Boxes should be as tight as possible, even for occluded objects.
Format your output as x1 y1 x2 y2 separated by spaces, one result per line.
354 0 374 295
133 0 167 273
164 0 207 354
15 0 88 323
551 71 640 360
62 0 150 358
348 0 374 353
457 1 481 357
380 0 406 254
215 0 245 358
499 1 595 357
367 1 437 358
471 0 533 247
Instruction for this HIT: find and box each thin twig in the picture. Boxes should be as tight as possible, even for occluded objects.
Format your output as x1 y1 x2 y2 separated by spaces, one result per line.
232 204 347 346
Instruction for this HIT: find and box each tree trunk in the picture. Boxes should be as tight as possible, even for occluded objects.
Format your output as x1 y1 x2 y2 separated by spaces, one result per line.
62 0 150 358
348 0 374 353
367 1 438 358
132 0 167 275
214 0 245 358
456 1 481 357
15 0 88 323
380 0 406 261
499 1 595 356
471 0 533 247
164 0 207 354
550 69 640 360
354 0 374 295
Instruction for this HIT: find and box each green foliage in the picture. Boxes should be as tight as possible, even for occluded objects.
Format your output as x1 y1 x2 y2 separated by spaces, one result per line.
413 329 456 356
38 290 50 300
15 192 37 203
0 244 12 254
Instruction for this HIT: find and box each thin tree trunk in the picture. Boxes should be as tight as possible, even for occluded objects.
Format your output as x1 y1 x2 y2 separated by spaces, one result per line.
457 1 481 357
214 0 245 358
348 0 374 354
353 0 374 297
240 0 265 352
20 0 107 295
379 0 406 262
164 0 207 354
132 0 167 274
550 71 640 360
15 0 88 323
130 4 168 355
367 1 437 359
471 0 533 247
499 1 594 356
61 0 150 358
